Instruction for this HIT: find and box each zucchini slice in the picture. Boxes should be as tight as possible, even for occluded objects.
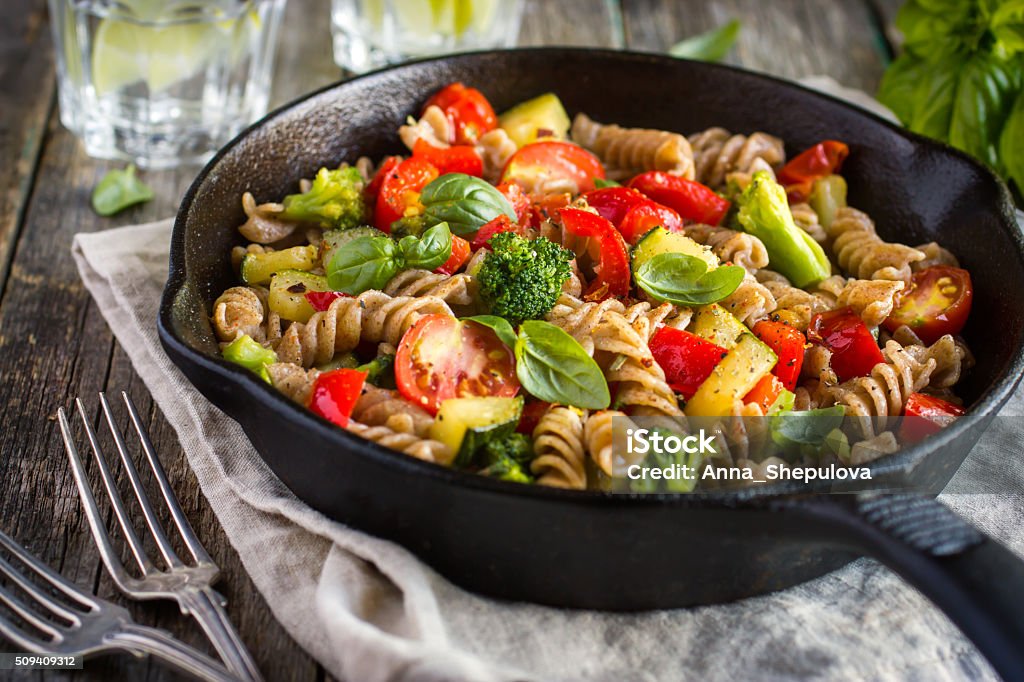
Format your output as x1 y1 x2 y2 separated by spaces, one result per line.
429 396 524 467
689 304 750 350
631 226 718 275
240 245 318 285
268 270 331 323
684 334 777 417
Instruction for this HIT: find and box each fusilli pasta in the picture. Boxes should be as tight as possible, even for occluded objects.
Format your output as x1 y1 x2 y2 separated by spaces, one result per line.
571 113 695 181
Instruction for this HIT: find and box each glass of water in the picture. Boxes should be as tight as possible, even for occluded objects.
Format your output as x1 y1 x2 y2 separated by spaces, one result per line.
49 0 286 169
331 0 524 73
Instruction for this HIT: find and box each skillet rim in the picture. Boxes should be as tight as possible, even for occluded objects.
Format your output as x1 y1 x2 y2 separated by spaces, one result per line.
158 46 1024 507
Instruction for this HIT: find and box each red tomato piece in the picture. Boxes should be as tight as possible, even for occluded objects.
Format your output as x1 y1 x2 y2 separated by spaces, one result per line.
435 235 471 275
471 214 518 251
309 368 367 427
423 82 498 145
304 291 350 312
752 320 807 392
778 140 849 202
627 171 731 225
529 192 573 227
743 374 785 414
502 141 606 195
618 200 684 244
395 314 520 415
374 157 439 233
497 181 532 225
558 208 631 300
648 326 728 399
883 266 973 345
412 138 483 177
808 308 884 382
581 186 647 227
516 400 551 435
364 155 402 203
900 392 966 443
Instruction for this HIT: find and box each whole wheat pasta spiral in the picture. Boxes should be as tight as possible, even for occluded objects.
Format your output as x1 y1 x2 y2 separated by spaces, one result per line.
756 271 832 331
266 362 320 405
826 207 925 282
347 421 452 465
212 286 267 343
275 292 453 368
571 113 695 180
531 406 588 489
834 278 905 328
352 386 434 437
849 431 899 465
913 241 960 270
398 104 451 150
684 224 769 273
583 409 636 477
688 127 785 189
824 340 936 436
383 269 477 309
720 272 777 327
238 192 297 244
475 128 518 183
887 327 973 389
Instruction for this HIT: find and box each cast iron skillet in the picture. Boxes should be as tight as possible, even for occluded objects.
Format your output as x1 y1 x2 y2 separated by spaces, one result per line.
159 50 1024 678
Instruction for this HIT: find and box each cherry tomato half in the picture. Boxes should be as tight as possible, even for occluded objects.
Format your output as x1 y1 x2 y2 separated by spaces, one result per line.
582 186 647 226
808 307 884 382
618 200 684 244
496 181 532 225
501 141 606 195
627 171 730 225
435 235 471 275
364 156 402 204
471 214 518 251
423 82 498 145
900 392 966 443
374 157 439 233
558 208 631 300
395 314 519 415
412 138 483 177
883 266 973 345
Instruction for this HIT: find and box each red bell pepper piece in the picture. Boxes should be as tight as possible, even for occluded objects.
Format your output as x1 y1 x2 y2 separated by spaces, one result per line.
618 200 684 244
435 235 471 275
581 186 647 226
558 208 631 300
423 82 498 145
471 214 518 251
309 368 367 426
363 156 401 203
649 327 729 399
752 320 806 392
743 374 785 413
899 392 965 443
777 140 849 202
807 308 884 382
627 171 731 225
412 138 484 177
304 291 351 312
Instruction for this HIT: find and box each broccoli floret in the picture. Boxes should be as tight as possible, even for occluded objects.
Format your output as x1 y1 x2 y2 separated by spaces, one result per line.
390 213 433 238
477 232 572 324
356 353 396 389
281 166 368 229
479 433 534 484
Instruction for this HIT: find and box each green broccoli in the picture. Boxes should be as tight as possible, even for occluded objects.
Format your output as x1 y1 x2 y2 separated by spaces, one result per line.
476 232 572 324
478 433 534 484
390 213 433 238
356 353 396 389
222 334 277 383
281 166 368 229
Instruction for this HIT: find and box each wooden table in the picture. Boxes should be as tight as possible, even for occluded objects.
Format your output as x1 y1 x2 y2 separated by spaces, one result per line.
0 1 898 679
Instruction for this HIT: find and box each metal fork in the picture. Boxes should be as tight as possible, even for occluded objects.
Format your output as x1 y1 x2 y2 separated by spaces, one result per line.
0 529 236 681
58 392 262 682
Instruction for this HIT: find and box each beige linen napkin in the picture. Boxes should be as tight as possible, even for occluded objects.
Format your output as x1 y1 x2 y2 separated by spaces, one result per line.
72 212 1024 682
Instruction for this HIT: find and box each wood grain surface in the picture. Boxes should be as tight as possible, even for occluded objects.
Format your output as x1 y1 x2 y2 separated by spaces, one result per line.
0 0 897 679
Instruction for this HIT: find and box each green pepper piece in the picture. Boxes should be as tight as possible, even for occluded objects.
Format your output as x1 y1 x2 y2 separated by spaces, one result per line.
222 335 277 383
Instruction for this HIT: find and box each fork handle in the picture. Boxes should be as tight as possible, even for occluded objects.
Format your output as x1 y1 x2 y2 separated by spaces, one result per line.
180 586 263 682
108 623 239 682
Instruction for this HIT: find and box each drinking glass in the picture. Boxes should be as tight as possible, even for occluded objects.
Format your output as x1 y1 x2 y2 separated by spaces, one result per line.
331 0 525 73
49 0 287 169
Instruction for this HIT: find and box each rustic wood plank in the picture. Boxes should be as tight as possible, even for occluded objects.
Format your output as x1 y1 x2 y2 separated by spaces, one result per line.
0 0 55 301
621 0 890 92
517 0 625 48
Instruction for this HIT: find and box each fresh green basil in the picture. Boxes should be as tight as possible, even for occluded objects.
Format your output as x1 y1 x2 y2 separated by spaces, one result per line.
1001 89 1024 193
634 253 745 306
398 222 453 270
514 320 610 410
909 53 964 141
420 173 517 235
895 0 968 59
668 19 741 62
91 164 154 216
877 54 932 126
992 1 1024 55
327 236 400 294
770 405 846 451
949 53 1021 171
464 315 518 348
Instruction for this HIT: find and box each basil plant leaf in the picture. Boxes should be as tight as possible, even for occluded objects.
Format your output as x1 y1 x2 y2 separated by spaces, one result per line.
877 54 932 126
770 406 846 452
514 320 610 410
635 253 745 306
399 221 453 270
948 53 1021 172
327 236 401 294
1001 89 1024 193
992 1 1024 56
465 315 518 348
668 19 741 62
420 173 517 235
91 164 154 216
907 52 964 141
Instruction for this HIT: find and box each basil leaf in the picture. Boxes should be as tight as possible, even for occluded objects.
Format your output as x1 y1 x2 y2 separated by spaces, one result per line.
593 177 621 188
1001 89 1024 193
420 173 517 235
399 222 452 270
514 320 610 410
908 53 964 141
948 53 1021 172
877 54 931 125
992 1 1024 56
895 1 969 58
770 406 846 450
91 164 154 216
326 236 401 294
635 253 745 306
668 19 741 62
464 315 518 348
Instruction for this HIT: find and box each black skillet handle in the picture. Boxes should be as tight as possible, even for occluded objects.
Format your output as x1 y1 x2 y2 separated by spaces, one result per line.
781 493 1024 681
